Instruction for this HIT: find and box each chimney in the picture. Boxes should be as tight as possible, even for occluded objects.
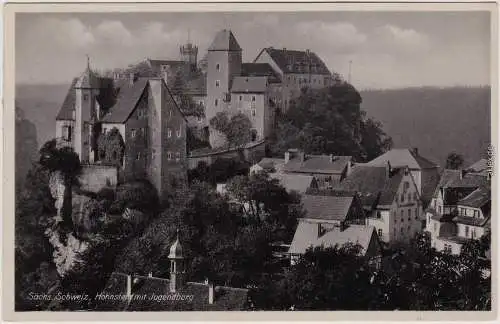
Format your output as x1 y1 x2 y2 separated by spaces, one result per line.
386 160 392 178
129 72 136 85
126 274 132 300
412 147 419 156
284 151 291 163
346 160 352 177
208 283 215 305
299 151 305 163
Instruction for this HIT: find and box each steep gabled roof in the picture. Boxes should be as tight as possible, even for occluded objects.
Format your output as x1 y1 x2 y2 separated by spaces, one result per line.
333 165 404 207
241 63 281 83
466 158 488 173
231 76 268 93
301 194 354 221
366 148 438 170
101 78 149 123
269 173 316 194
283 155 351 174
288 221 376 255
257 48 330 75
208 29 241 51
56 78 79 120
457 186 490 209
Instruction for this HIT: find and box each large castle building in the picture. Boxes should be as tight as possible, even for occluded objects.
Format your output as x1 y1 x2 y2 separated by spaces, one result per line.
55 29 335 199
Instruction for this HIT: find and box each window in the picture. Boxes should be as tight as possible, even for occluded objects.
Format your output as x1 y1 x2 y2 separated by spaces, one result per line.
472 228 476 239
215 99 218 106
197 116 203 123
465 225 469 238
400 228 404 234
473 210 480 218
252 109 256 117
401 193 405 203
444 244 452 253
408 192 412 202
216 63 220 71
215 80 220 87
378 229 383 237
136 152 141 160
131 129 137 138
177 126 182 138
408 209 411 221
62 125 72 141
376 211 382 219
83 94 89 101
167 152 172 160
401 210 404 223
167 128 172 138
252 96 256 102
434 223 437 232
151 149 155 161
408 225 411 232
415 208 419 219
175 152 181 161
239 95 242 101
250 129 257 142
413 192 418 201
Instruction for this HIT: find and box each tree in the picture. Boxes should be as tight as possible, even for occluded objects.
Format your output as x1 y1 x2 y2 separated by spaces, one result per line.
109 179 159 215
209 111 253 148
445 152 465 169
270 83 391 161
225 171 302 242
252 244 377 310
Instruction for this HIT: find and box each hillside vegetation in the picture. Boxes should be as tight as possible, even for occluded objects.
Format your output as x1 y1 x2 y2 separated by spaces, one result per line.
360 86 491 167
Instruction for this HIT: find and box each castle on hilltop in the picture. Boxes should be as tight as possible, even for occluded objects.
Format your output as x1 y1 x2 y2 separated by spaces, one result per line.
55 29 336 200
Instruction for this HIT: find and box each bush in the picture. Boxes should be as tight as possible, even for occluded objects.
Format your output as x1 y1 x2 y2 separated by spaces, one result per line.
110 180 159 214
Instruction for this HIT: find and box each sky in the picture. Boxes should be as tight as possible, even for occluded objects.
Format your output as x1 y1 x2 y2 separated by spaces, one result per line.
15 11 491 89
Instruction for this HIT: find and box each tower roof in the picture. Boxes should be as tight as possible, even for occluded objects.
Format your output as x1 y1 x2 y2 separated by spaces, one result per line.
168 229 184 259
208 29 241 51
75 66 100 89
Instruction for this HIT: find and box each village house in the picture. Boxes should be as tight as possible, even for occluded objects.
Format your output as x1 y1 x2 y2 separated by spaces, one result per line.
365 148 440 209
288 189 382 267
425 165 490 254
95 230 250 311
332 163 423 244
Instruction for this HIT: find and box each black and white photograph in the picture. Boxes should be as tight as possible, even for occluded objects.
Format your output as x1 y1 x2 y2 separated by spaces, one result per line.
6 2 495 316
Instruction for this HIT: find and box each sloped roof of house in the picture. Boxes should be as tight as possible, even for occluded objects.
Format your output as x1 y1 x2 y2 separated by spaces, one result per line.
301 194 354 221
101 78 149 123
231 76 268 93
56 78 79 120
466 158 488 173
185 74 207 96
241 63 281 83
288 221 376 255
208 29 242 51
269 173 315 194
448 173 488 188
95 272 249 311
256 157 284 172
366 149 438 170
283 155 351 174
258 48 330 75
457 186 490 208
333 165 404 207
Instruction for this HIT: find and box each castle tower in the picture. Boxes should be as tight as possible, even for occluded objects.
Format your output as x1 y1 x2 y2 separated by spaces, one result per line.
74 56 100 163
206 29 242 148
168 229 185 293
179 30 198 70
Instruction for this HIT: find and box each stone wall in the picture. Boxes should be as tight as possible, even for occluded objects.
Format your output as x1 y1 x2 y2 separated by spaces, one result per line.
188 139 266 169
79 164 118 192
